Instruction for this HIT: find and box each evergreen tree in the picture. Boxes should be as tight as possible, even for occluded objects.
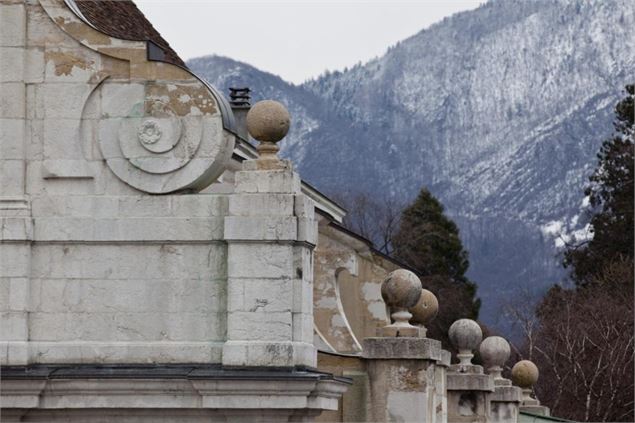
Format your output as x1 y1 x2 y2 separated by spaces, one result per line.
393 189 471 284
564 85 634 287
392 188 480 347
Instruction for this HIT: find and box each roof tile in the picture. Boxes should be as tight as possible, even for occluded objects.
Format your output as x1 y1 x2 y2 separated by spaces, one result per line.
75 0 186 68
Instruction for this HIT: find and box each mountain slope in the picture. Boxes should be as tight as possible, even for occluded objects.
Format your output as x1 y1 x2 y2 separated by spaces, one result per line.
189 0 635 332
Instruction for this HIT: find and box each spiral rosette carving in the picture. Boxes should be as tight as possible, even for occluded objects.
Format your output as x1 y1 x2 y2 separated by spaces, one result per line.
137 119 164 147
92 80 234 194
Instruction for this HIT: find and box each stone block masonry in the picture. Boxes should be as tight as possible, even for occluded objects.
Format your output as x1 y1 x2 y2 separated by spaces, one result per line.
0 1 347 420
223 160 318 368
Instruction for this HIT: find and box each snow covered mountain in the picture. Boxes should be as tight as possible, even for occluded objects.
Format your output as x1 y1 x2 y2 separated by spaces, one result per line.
188 0 635 333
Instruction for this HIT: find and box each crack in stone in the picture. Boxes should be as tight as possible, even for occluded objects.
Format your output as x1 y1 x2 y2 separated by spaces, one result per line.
249 298 269 312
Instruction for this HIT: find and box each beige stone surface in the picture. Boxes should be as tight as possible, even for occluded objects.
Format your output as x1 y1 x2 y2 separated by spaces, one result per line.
313 237 363 353
246 99 290 142
316 352 367 422
410 288 439 326
449 318 483 367
0 3 26 47
0 82 25 118
17 0 236 195
364 337 448 423
0 47 24 82
381 269 421 309
511 360 539 388
480 336 511 369
489 385 522 423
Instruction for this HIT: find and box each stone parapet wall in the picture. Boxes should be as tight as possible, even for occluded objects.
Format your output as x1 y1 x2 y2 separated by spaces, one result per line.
1 193 231 364
1 0 239 366
222 160 318 368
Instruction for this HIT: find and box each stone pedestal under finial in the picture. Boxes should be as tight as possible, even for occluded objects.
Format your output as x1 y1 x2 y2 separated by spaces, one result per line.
362 269 449 423
409 289 438 338
512 360 550 417
480 336 522 423
447 319 494 423
222 100 317 368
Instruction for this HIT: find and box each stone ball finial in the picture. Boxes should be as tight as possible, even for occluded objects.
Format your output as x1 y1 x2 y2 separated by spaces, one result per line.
246 100 290 143
381 269 422 310
409 289 438 337
449 319 482 365
511 360 539 389
380 269 422 337
479 336 511 382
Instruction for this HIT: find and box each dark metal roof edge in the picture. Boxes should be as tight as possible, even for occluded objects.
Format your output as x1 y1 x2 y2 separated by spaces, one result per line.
300 180 347 214
197 75 238 135
325 219 417 273
0 364 347 383
317 349 362 359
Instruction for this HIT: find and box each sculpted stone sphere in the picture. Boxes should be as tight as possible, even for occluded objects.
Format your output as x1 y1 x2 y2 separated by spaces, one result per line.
479 336 511 382
246 100 290 143
381 269 422 310
379 269 422 337
409 289 439 325
511 360 539 389
449 319 483 351
449 318 483 365
480 336 510 367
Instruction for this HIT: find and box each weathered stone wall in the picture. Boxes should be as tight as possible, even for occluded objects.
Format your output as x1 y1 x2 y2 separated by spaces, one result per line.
222 159 318 368
315 352 368 422
313 216 398 354
22 195 230 364
0 0 236 365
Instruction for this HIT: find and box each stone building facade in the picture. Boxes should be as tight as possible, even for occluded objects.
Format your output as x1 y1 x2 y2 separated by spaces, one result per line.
1 1 556 422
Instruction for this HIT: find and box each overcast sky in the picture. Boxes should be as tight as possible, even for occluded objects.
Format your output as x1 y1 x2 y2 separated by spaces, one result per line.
136 0 484 84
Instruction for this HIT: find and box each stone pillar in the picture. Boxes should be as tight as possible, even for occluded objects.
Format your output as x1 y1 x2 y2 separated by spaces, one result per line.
480 336 522 423
0 0 27 199
0 0 32 366
512 360 550 417
222 100 317 368
362 269 448 423
446 319 494 423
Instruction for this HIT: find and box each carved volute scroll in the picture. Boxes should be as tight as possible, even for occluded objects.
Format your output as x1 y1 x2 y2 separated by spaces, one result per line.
41 0 235 193
93 78 233 193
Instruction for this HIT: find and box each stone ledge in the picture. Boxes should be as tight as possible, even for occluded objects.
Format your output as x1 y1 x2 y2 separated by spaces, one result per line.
362 337 444 361
490 385 522 402
447 372 494 392
449 363 485 374
224 215 298 241
32 217 225 242
520 406 551 417
0 341 224 365
0 363 350 382
0 364 350 414
222 340 316 368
